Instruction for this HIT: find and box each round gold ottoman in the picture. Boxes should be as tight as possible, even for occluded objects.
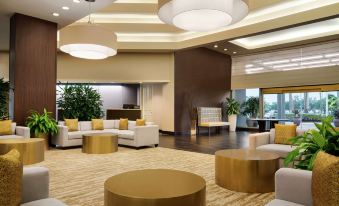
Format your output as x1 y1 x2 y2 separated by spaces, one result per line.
215 149 280 193
0 138 45 165
104 169 206 206
82 133 118 154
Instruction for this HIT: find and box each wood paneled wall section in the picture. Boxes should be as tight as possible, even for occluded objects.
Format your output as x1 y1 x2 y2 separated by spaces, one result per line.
175 48 232 134
10 14 57 125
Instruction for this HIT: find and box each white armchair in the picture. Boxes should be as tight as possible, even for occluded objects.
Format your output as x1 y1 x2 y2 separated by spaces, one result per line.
266 168 313 206
0 123 30 139
21 167 66 206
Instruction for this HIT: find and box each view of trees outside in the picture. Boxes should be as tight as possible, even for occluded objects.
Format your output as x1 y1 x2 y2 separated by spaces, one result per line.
264 91 339 122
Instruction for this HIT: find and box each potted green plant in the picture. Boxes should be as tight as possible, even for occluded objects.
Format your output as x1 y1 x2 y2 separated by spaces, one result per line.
334 110 339 127
284 116 339 170
292 109 301 126
26 109 58 150
223 97 240 132
0 78 10 120
241 97 259 128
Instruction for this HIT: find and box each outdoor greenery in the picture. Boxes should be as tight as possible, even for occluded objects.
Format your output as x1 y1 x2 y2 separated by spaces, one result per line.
223 97 240 116
0 78 10 120
284 116 339 170
57 83 103 121
241 97 259 118
26 109 58 136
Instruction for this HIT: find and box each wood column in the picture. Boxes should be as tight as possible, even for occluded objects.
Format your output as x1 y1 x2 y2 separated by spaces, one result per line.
10 14 57 125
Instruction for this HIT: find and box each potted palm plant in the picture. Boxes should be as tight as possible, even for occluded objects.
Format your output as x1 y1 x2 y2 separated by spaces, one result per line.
224 97 240 132
241 97 259 128
284 116 339 170
26 109 58 150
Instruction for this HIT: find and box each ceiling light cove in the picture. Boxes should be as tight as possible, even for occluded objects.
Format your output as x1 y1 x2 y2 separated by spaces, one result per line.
158 0 248 32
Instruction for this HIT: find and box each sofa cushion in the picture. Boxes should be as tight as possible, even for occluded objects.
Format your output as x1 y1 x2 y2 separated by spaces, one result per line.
0 149 22 206
103 120 115 129
92 119 104 130
266 199 304 206
275 124 297 145
103 129 119 135
256 144 295 158
64 119 78 132
128 121 136 131
118 130 135 140
80 122 92 131
0 135 25 140
0 120 13 135
312 152 339 206
119 119 128 130
68 131 87 140
136 119 146 126
21 198 67 206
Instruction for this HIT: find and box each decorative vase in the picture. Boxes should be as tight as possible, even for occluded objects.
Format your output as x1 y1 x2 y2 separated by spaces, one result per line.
228 115 237 132
334 118 339 127
35 133 49 150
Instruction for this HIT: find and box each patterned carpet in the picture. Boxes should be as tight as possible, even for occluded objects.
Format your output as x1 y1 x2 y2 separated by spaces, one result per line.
32 147 274 206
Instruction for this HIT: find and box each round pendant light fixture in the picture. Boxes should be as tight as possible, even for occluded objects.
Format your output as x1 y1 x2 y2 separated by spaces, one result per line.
59 0 118 60
158 0 249 32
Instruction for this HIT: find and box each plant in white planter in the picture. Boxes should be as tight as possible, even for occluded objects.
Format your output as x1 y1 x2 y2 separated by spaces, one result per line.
224 97 240 132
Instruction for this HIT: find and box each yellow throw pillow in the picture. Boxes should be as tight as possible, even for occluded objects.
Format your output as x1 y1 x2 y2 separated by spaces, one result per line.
312 152 339 206
119 118 128 130
92 119 104 130
136 119 146 126
65 119 78 132
0 120 13 135
0 149 23 206
274 124 297 145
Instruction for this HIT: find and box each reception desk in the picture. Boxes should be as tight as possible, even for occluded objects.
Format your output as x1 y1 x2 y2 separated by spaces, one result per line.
107 109 141 120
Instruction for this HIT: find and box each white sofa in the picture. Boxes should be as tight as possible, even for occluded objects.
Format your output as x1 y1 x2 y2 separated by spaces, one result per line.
0 123 30 139
249 128 306 158
51 120 159 148
266 168 313 206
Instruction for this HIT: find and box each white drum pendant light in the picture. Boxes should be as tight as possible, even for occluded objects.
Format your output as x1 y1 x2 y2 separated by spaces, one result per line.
60 0 117 60
158 0 249 32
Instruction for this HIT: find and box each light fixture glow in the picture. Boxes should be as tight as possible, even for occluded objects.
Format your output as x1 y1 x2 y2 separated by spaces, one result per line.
158 0 248 32
233 51 237 54
325 52 339 58
291 55 323 62
300 59 329 66
60 25 118 60
214 45 218 48
263 59 290 65
273 63 299 69
52 13 59 17
245 64 253 68
62 6 70 10
246 67 264 72
224 48 228 51
331 58 339 62
73 0 80 3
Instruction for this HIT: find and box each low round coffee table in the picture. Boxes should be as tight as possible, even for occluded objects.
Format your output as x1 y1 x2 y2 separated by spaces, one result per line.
215 149 280 193
82 133 118 154
0 138 45 165
104 169 206 206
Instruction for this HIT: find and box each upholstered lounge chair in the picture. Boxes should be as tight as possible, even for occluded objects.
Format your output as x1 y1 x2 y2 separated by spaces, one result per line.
0 123 30 139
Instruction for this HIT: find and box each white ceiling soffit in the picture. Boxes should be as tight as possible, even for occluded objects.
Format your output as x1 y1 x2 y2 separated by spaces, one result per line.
232 40 339 76
231 18 339 49
0 0 116 28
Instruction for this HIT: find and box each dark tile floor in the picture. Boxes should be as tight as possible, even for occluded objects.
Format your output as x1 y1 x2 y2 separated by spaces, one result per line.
159 129 253 155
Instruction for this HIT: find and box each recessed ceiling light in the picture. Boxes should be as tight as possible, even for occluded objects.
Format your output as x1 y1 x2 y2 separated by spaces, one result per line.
62 6 70 10
224 48 228 51
52 13 59 17
73 0 80 3
214 45 218 48
233 51 237 54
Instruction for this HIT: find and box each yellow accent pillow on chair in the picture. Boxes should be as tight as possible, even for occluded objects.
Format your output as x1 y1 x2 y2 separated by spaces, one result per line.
92 119 104 130
119 118 128 130
0 149 23 206
136 119 146 126
65 119 78 132
312 152 339 206
274 124 297 145
0 120 13 135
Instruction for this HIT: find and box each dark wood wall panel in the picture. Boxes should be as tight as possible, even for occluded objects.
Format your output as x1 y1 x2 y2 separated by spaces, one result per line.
10 14 57 125
175 48 232 134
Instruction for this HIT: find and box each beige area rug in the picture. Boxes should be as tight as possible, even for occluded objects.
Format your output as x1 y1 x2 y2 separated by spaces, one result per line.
32 147 274 206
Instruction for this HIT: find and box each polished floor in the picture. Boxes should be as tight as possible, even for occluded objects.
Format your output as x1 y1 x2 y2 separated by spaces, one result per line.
159 129 253 155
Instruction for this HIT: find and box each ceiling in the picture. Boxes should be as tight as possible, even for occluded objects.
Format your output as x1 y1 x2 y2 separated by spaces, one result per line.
1 0 339 54
0 0 115 50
